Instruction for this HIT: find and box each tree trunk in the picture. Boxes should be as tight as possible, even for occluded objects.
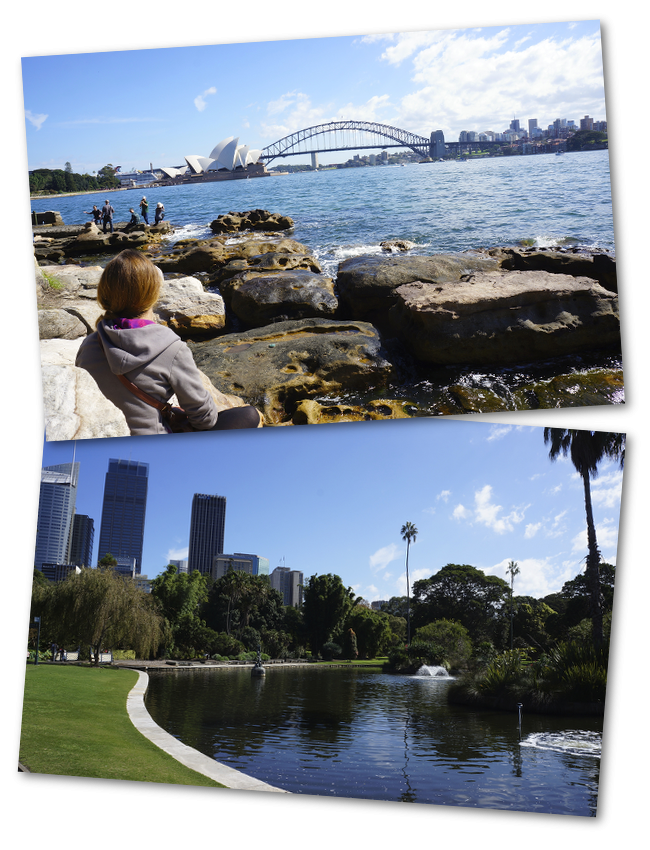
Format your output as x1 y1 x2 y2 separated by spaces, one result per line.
582 470 603 649
406 542 411 646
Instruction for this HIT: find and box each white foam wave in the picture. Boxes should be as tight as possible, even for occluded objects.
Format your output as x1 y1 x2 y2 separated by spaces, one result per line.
520 730 601 758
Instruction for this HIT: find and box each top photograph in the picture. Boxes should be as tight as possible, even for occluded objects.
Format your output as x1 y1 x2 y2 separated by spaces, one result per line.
24 20 622 440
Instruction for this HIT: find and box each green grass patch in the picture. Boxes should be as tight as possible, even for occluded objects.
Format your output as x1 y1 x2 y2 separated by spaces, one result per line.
20 665 224 787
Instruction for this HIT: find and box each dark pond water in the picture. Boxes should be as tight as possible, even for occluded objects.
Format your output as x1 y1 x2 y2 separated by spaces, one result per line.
145 666 603 815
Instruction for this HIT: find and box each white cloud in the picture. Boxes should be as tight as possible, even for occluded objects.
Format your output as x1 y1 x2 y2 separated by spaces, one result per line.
474 485 527 534
165 547 188 561
487 425 513 441
453 503 469 520
262 91 392 142
25 110 48 130
488 556 575 598
262 91 328 140
591 470 623 509
383 28 604 138
369 543 400 574
525 522 541 539
194 86 217 112
453 485 526 534
571 518 619 558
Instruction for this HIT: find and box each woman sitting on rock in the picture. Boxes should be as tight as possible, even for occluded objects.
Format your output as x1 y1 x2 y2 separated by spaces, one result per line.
76 249 261 434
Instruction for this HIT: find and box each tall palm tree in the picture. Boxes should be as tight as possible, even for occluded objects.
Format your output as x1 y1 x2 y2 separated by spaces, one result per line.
401 521 418 646
506 560 520 650
544 429 625 649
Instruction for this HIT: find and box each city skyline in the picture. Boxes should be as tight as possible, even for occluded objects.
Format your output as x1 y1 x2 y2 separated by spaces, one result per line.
21 20 606 173
36 418 623 603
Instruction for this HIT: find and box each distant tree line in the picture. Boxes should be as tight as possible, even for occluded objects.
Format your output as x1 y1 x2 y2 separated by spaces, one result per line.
28 556 615 671
29 163 120 195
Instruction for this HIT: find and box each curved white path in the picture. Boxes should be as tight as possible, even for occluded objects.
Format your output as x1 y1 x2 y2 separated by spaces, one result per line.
126 670 289 793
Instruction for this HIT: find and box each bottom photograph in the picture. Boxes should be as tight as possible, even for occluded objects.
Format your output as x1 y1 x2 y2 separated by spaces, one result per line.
21 417 625 817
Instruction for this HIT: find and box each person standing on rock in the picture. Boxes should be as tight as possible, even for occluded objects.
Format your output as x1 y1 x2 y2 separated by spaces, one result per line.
75 249 261 435
154 202 165 224
101 199 115 233
140 196 149 224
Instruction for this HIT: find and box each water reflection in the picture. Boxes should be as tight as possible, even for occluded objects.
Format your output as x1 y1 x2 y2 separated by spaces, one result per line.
145 667 602 815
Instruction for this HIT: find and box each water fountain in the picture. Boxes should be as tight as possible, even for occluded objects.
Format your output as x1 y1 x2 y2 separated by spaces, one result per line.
415 664 451 678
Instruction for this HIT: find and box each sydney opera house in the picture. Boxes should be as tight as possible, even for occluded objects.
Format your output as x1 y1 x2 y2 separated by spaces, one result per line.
159 137 268 182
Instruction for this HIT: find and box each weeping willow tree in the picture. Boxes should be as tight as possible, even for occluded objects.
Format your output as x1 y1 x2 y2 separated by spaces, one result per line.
48 566 164 664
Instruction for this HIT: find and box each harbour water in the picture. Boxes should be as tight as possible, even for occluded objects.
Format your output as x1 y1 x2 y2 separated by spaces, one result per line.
31 150 615 279
145 666 603 815
31 150 622 414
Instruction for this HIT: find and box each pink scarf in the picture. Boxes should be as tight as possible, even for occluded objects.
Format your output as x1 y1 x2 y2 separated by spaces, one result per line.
112 318 156 329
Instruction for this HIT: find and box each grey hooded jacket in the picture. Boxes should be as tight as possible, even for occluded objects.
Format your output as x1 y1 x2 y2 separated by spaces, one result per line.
76 320 219 435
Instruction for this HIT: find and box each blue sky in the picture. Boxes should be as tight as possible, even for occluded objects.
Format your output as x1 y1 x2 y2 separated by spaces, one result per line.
39 418 623 601
21 20 605 173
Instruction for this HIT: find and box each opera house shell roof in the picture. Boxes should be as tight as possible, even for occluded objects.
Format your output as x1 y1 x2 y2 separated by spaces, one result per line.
160 137 263 179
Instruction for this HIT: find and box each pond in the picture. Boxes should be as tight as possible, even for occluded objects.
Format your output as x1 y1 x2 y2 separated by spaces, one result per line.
144 666 603 815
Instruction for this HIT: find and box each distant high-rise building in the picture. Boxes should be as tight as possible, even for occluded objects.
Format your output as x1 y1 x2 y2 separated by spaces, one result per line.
510 118 521 132
580 115 594 131
35 462 79 571
528 118 538 136
169 558 188 574
69 514 94 567
97 459 149 574
270 566 304 608
187 494 226 575
211 552 269 581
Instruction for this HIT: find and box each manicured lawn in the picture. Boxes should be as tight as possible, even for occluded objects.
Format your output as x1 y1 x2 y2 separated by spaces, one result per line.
20 664 224 787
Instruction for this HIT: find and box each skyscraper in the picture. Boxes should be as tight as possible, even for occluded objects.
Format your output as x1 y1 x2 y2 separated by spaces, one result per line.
187 494 226 575
69 514 94 567
270 566 304 608
34 462 79 571
97 459 149 574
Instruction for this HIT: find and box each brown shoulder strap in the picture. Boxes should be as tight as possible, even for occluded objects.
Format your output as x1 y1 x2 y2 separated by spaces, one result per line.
97 332 172 415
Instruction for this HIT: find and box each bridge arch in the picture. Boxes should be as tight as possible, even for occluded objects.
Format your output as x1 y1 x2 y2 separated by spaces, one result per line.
261 120 433 164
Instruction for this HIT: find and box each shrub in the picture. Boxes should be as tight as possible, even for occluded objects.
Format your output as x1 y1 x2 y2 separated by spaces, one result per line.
322 641 342 661
478 650 530 694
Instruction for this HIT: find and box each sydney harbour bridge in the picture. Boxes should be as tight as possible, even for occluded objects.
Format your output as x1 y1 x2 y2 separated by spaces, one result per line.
259 121 498 164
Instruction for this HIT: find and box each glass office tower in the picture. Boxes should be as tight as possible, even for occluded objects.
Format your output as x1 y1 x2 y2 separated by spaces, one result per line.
97 459 149 574
187 494 226 575
34 462 80 571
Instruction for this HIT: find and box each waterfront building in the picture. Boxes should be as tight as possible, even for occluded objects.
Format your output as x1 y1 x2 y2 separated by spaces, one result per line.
35 462 80 572
580 115 594 131
97 459 149 575
187 494 226 575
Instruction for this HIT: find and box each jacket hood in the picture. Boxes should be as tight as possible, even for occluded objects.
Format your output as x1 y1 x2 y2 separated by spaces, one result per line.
97 320 181 376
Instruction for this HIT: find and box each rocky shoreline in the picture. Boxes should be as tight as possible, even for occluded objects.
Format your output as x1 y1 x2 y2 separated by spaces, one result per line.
35 210 622 438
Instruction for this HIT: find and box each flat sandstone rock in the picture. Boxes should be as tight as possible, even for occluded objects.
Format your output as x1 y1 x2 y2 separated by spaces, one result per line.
388 270 620 365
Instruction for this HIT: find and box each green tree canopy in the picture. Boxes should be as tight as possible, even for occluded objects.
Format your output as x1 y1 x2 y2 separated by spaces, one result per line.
203 571 283 641
413 619 473 668
412 564 510 644
303 573 355 656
